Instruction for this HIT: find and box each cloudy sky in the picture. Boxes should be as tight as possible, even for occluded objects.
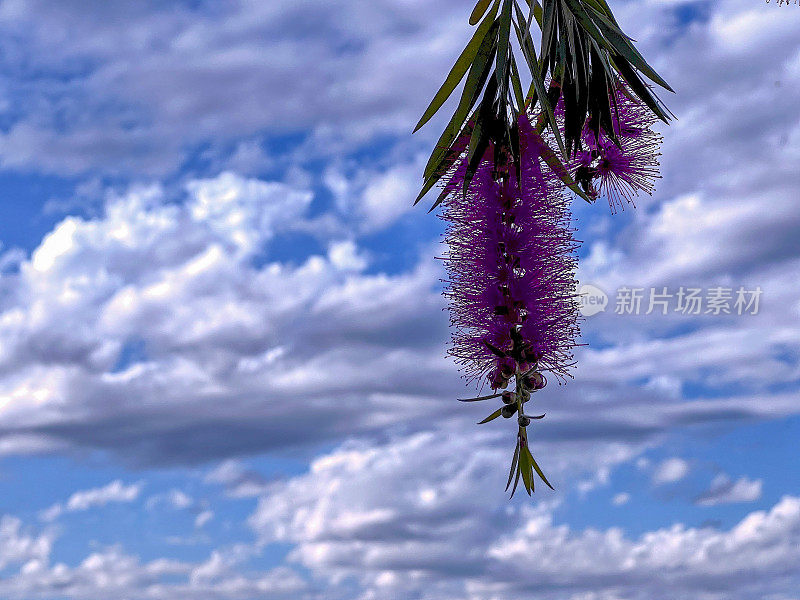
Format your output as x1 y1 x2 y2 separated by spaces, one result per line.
0 0 798 598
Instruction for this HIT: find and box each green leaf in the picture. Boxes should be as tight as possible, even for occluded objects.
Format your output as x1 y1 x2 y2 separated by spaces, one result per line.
496 0 513 99
526 126 593 202
525 446 555 490
562 0 672 92
588 9 673 92
519 447 533 495
509 54 525 110
611 54 672 122
423 24 498 181
470 0 494 25
478 407 503 424
414 120 474 206
461 73 497 194
581 0 613 19
506 442 520 491
510 456 522 497
414 0 501 132
463 114 490 194
511 9 566 157
585 0 618 23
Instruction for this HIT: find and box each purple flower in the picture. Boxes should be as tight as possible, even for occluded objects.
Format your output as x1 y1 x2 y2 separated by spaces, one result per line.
440 114 581 388
574 82 664 212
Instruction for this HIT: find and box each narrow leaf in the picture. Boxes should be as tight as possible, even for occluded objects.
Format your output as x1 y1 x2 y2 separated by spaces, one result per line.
523 123 593 202
512 11 566 157
470 0 494 25
458 392 503 402
510 457 522 497
509 55 525 110
478 408 503 424
423 26 497 180
525 446 555 490
414 0 501 132
506 442 520 491
496 0 513 100
519 447 533 494
415 118 475 206
462 74 498 193
611 54 673 122
588 8 673 91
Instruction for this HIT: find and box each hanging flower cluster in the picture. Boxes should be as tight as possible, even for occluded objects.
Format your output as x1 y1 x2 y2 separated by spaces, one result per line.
441 114 581 495
413 0 671 496
442 114 580 387
440 83 662 496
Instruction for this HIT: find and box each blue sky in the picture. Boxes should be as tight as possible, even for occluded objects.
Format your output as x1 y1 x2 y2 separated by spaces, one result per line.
0 0 798 598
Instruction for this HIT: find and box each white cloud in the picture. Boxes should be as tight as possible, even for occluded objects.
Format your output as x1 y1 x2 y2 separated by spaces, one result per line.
0 516 53 571
204 460 273 498
67 480 142 511
612 492 631 506
359 161 418 231
0 541 307 600
485 494 800 600
327 239 368 271
194 510 214 529
146 489 194 511
0 172 451 464
652 458 690 485
0 0 471 176
41 480 142 522
246 429 800 599
696 474 763 506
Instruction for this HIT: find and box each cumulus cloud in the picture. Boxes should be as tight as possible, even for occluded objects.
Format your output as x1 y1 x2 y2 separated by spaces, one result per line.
40 480 142 522
0 166 795 470
696 474 763 506
612 492 631 506
194 510 214 529
146 489 194 512
66 480 142 511
652 458 690 485
204 459 274 498
0 0 471 176
0 541 307 600
246 430 800 600
0 516 53 571
0 171 451 464
0 1 799 599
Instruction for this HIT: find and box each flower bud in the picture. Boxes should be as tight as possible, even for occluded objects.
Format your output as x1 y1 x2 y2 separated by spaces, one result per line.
501 404 518 418
523 371 546 390
501 391 515 404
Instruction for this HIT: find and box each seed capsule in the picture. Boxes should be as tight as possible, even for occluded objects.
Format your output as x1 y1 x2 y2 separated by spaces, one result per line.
518 415 531 427
501 391 515 404
501 404 518 419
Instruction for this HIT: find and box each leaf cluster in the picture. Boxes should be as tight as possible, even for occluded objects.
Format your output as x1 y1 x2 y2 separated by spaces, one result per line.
413 0 673 209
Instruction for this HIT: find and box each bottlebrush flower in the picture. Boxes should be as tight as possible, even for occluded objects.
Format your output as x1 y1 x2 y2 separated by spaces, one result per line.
440 113 581 389
573 82 664 213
